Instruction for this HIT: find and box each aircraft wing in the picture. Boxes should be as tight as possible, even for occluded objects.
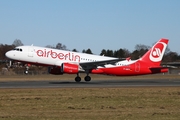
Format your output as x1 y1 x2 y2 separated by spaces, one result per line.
79 58 124 70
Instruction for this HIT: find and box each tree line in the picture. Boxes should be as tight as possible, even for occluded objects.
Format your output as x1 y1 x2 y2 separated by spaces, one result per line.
0 39 180 63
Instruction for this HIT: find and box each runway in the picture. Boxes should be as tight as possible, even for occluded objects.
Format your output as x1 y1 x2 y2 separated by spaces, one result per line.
0 79 180 88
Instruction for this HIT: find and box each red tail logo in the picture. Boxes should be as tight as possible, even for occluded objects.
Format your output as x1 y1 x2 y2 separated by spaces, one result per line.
149 42 167 62
152 48 161 57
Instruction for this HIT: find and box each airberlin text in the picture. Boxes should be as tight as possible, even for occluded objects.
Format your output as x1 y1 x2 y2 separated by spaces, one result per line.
36 49 80 62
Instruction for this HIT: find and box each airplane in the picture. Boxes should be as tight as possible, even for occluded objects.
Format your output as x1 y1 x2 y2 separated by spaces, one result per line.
5 38 169 82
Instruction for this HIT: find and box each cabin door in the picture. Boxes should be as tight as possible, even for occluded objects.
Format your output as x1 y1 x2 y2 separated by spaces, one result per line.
135 62 140 72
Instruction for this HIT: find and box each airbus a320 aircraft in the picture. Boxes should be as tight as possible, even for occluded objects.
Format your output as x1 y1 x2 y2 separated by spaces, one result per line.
5 38 169 82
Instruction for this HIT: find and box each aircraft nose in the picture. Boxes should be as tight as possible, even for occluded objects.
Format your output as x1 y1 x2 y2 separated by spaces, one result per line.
5 51 12 59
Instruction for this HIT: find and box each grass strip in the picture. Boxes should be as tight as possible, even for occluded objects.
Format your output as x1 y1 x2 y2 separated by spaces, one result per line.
0 87 180 120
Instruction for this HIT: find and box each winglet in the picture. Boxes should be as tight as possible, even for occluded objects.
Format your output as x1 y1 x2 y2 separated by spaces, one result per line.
126 57 131 61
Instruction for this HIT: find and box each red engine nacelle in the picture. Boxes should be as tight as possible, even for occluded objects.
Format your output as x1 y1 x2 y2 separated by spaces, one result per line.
61 63 79 74
48 66 63 75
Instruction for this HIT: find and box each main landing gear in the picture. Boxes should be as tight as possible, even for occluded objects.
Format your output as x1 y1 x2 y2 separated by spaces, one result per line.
75 73 91 82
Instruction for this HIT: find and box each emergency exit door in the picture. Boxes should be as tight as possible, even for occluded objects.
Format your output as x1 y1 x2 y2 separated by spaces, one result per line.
135 62 140 72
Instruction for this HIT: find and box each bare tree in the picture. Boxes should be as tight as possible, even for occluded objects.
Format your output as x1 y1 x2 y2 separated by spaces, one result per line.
72 49 78 52
123 48 131 58
12 39 23 46
135 44 150 51
86 48 93 54
56 43 67 50
130 44 150 59
100 49 107 56
82 48 93 54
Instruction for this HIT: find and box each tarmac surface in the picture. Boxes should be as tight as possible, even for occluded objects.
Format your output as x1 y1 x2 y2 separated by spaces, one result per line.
0 79 180 88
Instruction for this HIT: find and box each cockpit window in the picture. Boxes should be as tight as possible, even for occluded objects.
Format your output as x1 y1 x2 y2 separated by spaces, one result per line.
14 48 23 52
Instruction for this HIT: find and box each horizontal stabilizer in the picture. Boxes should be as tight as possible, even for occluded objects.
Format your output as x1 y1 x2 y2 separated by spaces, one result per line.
149 66 168 69
149 66 168 73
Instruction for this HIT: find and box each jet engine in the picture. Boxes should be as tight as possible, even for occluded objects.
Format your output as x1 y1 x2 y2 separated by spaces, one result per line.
61 63 79 74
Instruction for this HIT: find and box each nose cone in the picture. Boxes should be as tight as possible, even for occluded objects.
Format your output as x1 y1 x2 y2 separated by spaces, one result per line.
5 51 13 59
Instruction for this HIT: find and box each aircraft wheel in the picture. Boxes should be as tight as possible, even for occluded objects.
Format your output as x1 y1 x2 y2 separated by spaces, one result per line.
24 70 28 74
75 76 81 82
84 76 91 82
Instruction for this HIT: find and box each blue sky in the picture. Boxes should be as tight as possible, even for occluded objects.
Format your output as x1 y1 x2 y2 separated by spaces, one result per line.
0 0 180 54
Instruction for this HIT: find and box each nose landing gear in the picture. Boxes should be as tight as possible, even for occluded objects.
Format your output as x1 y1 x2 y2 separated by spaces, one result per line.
24 65 29 74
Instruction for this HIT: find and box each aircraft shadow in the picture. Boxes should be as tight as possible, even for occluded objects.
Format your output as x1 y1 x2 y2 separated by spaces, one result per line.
49 80 161 85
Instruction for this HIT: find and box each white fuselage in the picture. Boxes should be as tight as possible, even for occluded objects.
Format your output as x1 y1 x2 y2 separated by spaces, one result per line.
5 38 169 81
6 45 132 67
